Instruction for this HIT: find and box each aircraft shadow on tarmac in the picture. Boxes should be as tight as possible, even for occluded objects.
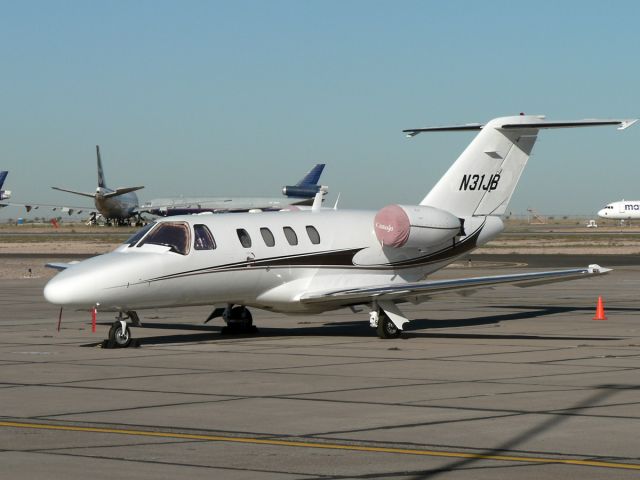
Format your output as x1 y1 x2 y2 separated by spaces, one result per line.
88 304 622 346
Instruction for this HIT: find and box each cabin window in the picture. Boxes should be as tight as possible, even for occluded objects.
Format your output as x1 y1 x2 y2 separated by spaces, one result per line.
194 224 216 250
138 222 190 255
283 226 298 246
306 225 321 245
237 228 252 248
126 222 156 247
260 227 276 247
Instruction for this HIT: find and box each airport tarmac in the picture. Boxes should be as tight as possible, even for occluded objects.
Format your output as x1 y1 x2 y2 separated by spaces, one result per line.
1 258 640 479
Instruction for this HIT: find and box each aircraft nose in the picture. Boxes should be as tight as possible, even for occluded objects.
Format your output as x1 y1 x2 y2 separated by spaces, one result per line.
43 261 106 308
597 209 607 217
44 275 80 306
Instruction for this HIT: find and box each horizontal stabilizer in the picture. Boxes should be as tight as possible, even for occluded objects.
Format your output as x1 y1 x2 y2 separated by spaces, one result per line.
103 186 144 199
404 118 637 137
51 187 96 198
404 124 483 136
500 119 638 130
300 264 611 307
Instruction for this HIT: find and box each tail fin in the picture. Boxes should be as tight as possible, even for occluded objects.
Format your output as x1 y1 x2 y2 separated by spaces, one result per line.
0 171 9 201
282 163 327 198
297 164 325 186
96 145 106 188
407 116 636 218
52 146 144 199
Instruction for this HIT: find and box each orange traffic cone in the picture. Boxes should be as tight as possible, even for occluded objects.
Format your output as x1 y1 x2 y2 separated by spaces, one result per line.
593 296 607 320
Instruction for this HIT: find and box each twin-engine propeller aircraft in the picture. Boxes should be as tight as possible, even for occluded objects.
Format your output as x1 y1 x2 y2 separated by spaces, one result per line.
44 115 636 347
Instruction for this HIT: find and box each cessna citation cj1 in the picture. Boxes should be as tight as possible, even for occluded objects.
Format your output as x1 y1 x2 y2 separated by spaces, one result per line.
44 115 636 347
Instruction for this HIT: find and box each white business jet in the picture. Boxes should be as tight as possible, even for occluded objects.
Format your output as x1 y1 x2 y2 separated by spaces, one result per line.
44 115 636 347
598 200 640 221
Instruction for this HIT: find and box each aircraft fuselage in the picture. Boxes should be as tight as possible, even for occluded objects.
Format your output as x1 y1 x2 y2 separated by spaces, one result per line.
44 209 503 313
598 200 640 220
94 190 140 221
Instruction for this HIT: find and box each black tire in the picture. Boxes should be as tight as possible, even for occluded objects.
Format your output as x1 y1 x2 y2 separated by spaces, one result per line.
222 307 256 334
108 322 132 348
377 314 401 339
230 306 253 327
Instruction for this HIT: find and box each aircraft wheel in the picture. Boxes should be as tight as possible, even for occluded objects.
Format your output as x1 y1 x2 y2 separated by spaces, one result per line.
377 313 401 339
222 307 256 334
108 321 132 348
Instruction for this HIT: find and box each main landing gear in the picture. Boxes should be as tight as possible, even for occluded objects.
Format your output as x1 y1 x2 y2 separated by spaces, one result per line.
369 302 408 339
206 304 257 335
104 311 141 348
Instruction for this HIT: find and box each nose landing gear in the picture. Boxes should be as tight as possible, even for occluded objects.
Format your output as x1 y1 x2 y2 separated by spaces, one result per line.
103 311 140 348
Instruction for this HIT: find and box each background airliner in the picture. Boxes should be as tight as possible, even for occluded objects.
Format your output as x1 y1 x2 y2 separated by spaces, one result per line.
598 200 640 221
44 115 634 347
140 164 327 217
11 147 327 225
52 146 144 225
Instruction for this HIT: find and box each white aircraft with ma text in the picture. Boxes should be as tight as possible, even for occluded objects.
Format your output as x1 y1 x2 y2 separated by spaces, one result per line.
598 200 640 221
44 115 636 347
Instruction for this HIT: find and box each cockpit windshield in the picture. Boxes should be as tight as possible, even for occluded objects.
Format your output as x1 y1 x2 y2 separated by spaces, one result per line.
137 222 191 255
126 222 156 247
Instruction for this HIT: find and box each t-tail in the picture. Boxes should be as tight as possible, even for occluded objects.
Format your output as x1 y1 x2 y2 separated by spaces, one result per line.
282 163 327 198
405 115 637 218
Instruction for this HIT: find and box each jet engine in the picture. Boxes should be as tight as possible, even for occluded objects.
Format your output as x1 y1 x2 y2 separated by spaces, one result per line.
0 189 11 201
374 204 463 248
282 185 328 198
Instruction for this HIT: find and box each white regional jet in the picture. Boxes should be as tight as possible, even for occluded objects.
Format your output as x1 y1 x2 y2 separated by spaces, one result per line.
598 200 640 221
44 115 636 347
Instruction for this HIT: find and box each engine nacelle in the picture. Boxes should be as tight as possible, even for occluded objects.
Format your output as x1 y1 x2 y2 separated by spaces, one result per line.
0 190 11 201
282 185 328 198
374 204 462 248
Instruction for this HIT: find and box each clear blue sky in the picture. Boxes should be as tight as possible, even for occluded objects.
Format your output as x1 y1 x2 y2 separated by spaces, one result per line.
1 0 638 219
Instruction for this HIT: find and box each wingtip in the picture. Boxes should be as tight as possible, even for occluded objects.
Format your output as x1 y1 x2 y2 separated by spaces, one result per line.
587 264 613 274
618 119 638 130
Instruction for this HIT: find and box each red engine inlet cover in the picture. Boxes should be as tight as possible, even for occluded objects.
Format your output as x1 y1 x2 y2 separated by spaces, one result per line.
374 204 411 247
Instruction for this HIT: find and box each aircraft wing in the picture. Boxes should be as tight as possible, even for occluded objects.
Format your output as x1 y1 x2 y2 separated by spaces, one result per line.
51 187 96 198
299 265 611 308
0 202 94 215
103 186 144 199
45 261 80 271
